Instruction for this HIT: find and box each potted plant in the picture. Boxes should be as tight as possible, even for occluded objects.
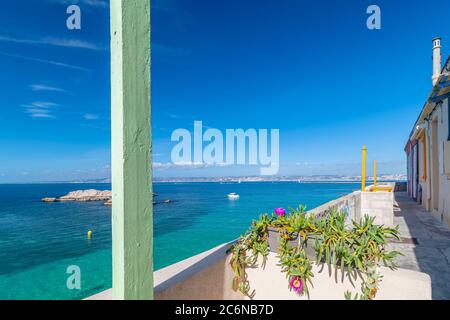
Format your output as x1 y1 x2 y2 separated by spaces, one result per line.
267 206 318 259
229 205 401 300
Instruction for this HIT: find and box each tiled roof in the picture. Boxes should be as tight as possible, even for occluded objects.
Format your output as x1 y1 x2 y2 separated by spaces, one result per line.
429 72 450 103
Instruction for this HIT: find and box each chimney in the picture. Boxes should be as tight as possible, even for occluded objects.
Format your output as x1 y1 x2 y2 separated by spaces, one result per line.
432 37 442 86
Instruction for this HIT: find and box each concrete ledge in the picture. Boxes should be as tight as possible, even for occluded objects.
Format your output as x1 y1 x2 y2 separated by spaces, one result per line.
246 253 431 300
309 191 361 221
87 244 431 300
87 190 399 300
86 240 238 300
154 240 236 295
85 288 112 300
360 191 394 226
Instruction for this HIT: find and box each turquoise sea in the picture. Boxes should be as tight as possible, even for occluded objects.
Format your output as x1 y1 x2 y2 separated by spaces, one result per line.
0 182 360 300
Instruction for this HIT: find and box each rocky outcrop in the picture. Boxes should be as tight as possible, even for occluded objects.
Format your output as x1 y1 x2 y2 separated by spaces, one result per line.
59 189 112 202
42 190 171 207
42 189 112 203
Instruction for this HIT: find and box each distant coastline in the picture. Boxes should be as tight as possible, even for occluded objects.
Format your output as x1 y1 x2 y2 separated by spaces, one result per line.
153 174 406 184
0 174 407 185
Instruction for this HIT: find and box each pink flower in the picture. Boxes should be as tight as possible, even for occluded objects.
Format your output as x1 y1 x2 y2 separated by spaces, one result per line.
289 276 304 294
274 207 286 217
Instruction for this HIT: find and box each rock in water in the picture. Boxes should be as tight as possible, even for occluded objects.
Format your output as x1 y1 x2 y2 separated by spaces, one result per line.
57 189 112 202
42 197 57 203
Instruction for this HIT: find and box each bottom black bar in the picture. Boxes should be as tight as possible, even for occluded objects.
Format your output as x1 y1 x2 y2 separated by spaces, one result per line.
0 300 446 319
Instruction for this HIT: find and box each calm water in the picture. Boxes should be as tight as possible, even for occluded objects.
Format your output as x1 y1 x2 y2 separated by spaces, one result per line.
0 182 360 300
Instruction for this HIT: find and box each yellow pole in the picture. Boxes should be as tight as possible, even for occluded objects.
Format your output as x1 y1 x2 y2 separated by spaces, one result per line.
373 160 377 192
362 146 367 191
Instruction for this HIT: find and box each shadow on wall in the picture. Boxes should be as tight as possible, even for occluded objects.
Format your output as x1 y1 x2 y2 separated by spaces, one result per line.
154 242 243 300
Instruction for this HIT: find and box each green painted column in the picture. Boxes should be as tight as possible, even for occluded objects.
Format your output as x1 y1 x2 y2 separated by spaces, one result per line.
110 0 153 300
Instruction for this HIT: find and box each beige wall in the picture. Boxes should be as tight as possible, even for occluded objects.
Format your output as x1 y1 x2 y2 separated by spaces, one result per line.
153 242 243 300
154 251 431 300
155 250 242 300
309 190 394 227
309 191 360 221
246 253 431 300
88 246 431 301
420 98 450 227
360 192 394 226
88 190 402 301
418 136 430 208
437 98 450 226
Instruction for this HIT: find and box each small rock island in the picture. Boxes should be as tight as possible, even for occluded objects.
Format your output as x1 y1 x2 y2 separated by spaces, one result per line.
42 189 111 203
42 190 170 206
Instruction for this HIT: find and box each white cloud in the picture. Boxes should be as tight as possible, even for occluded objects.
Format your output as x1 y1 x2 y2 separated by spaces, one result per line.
0 35 104 51
42 38 105 51
34 102 59 108
49 0 108 9
25 108 55 118
0 51 90 71
82 0 108 8
21 102 59 119
25 108 52 114
21 102 59 109
153 161 229 170
84 113 99 120
30 113 56 119
30 84 66 92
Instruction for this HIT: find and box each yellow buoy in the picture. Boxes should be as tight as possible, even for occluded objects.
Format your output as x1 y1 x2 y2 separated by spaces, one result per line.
87 230 93 239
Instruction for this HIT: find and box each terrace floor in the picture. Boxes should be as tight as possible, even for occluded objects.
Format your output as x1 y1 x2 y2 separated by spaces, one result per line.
388 192 450 299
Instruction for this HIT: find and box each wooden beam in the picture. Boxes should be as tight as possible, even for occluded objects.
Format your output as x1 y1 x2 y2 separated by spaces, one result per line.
110 0 152 300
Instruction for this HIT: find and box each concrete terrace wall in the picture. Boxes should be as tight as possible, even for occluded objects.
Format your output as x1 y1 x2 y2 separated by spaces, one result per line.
152 245 431 300
246 253 431 300
309 189 394 227
308 191 361 221
360 192 394 226
154 242 242 300
85 241 427 301
87 190 398 300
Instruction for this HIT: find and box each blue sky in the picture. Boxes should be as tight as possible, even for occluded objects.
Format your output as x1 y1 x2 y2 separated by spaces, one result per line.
0 0 449 182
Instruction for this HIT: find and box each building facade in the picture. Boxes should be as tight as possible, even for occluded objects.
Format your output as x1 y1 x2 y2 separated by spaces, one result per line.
405 37 450 227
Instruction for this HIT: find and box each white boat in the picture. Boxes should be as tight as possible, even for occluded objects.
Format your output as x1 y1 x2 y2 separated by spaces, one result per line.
227 192 240 200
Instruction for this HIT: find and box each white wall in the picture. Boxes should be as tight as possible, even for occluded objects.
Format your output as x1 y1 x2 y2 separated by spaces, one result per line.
309 190 394 227
437 99 450 226
246 253 431 300
423 98 450 227
360 192 394 226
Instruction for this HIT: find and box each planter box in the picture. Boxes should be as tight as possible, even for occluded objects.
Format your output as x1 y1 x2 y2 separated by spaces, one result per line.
268 227 356 267
267 227 317 260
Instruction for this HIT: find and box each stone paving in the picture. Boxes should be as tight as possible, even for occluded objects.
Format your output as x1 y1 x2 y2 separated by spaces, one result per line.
387 192 450 299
